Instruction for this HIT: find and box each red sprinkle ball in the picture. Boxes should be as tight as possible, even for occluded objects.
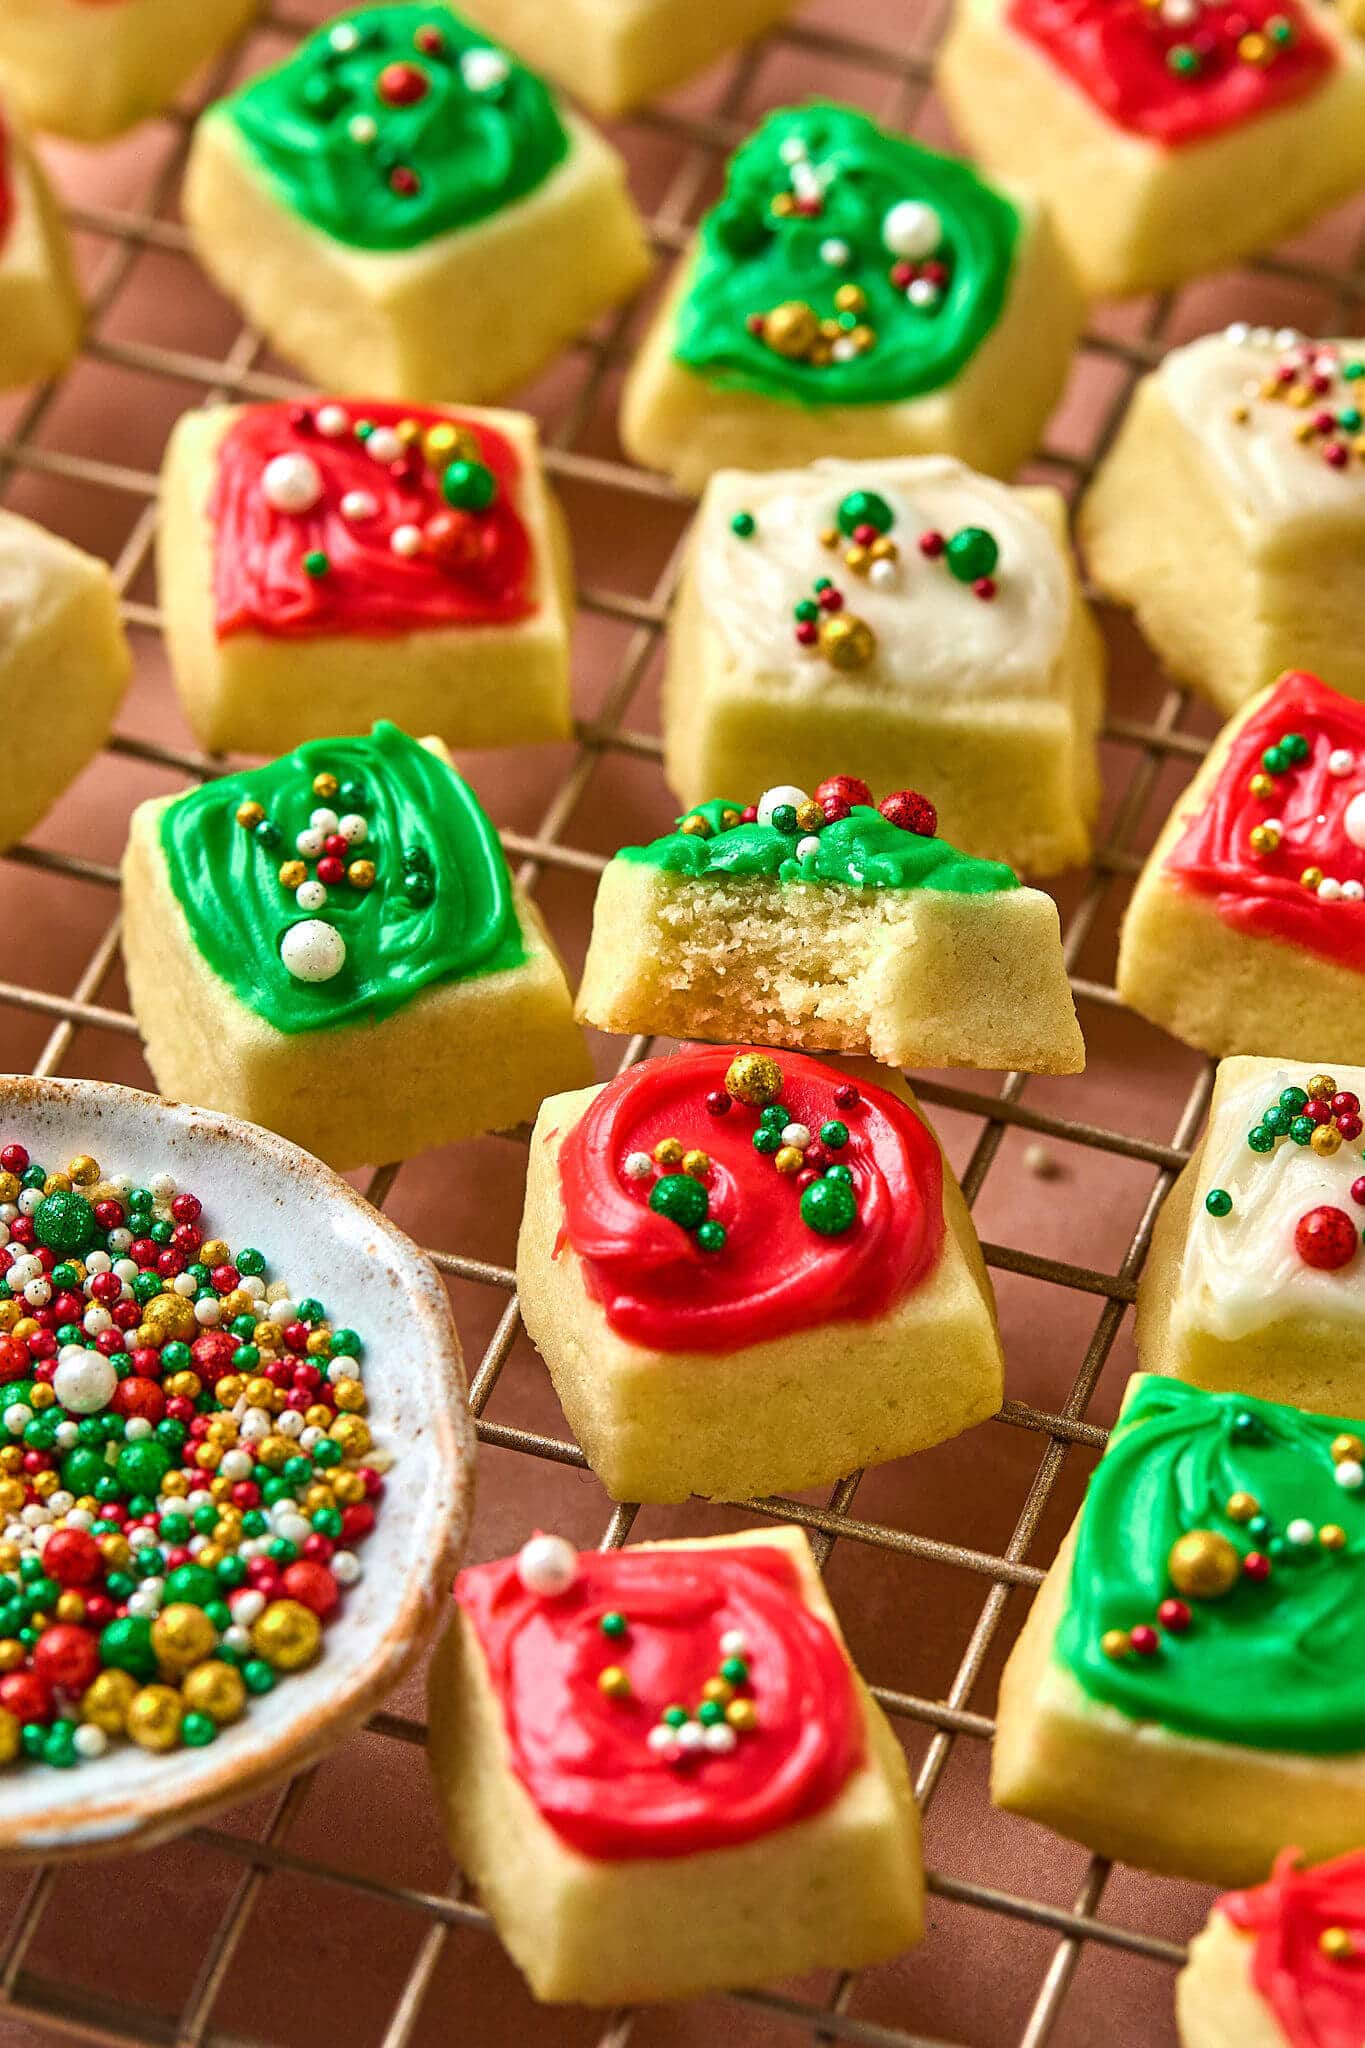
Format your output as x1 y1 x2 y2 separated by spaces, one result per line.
376 61 429 105
815 774 873 815
0 1141 380 1770
879 790 938 837
1294 1204 1360 1270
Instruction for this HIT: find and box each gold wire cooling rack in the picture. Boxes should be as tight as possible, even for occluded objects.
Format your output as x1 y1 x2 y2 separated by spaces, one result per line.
4 1 1365 2043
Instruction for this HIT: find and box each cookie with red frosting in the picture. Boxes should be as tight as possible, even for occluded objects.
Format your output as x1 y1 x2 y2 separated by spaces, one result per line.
1180 1849 1365 2048
0 94 81 391
428 1525 922 2005
937 0 1365 297
517 1045 1004 1502
158 397 573 755
1119 671 1365 1064
0 0 256 142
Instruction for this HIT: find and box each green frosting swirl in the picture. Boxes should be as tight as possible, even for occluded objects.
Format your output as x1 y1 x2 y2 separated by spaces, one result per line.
618 799 1019 894
1057 1377 1365 1754
160 722 526 1035
219 4 568 252
674 102 1020 408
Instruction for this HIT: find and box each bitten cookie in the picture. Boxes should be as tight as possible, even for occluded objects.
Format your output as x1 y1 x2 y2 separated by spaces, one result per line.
576 780 1085 1074
619 101 1081 494
1081 330 1365 713
0 97 81 390
429 1526 923 2005
937 0 1365 299
1178 1849 1365 2048
158 397 572 755
120 722 591 1171
666 457 1103 873
1139 1057 1365 1414
517 1045 1004 1503
0 510 130 851
453 0 796 115
183 4 650 403
993 1374 1365 1887
1117 670 1365 1061
0 0 256 142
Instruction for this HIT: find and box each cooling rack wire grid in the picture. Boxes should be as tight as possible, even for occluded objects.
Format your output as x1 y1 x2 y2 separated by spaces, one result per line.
2 1 1363 2043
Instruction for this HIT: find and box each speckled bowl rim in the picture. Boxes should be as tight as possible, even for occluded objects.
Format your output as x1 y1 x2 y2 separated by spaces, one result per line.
0 1074 475 1865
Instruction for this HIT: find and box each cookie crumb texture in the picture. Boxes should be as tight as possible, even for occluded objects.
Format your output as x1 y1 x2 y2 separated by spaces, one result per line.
429 1527 923 2004
995 1375 1365 1886
577 789 1084 1073
121 724 590 1169
0 1138 381 1770
937 0 1365 297
183 4 650 401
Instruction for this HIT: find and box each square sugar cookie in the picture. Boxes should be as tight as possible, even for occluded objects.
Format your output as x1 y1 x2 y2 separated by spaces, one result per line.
666 456 1103 874
0 99 81 390
517 1045 1004 1503
1117 670 1365 1062
994 1374 1365 1888
429 1525 923 2005
120 722 591 1171
0 510 130 852
1081 329 1365 715
1138 1055 1365 1414
619 101 1081 494
937 0 1365 299
1177 1850 1365 2048
576 785 1085 1074
158 397 573 755
0 0 257 142
183 4 650 404
453 0 797 116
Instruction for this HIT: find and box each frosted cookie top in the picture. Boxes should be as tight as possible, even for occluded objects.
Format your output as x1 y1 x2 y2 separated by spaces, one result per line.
1180 1060 1365 1344
216 4 568 252
1158 327 1365 527
673 102 1020 409
1220 1848 1365 2048
696 458 1070 699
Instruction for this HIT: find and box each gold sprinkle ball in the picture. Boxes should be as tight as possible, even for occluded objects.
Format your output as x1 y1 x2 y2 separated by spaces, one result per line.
395 417 422 444
152 1602 217 1673
761 300 820 359
681 1149 711 1180
719 808 742 831
834 283 867 313
1321 1523 1348 1550
0 1711 19 1766
66 1153 99 1186
1333 1433 1364 1464
251 1599 322 1672
235 800 265 830
701 1676 734 1705
770 191 794 216
1230 404 1250 424
278 859 307 890
181 1661 248 1727
869 535 897 561
1167 1529 1241 1599
1301 866 1325 891
311 772 339 800
1101 1628 1132 1660
844 544 870 575
1321 1926 1355 1960
1248 772 1276 801
1289 384 1313 410
127 1685 184 1754
819 613 877 670
1313 1125 1344 1157
1248 824 1280 855
795 799 825 832
1226 1491 1260 1523
1239 29 1269 60
678 814 713 839
850 323 876 352
820 525 840 549
1307 1073 1338 1102
726 1698 758 1732
0 1641 23 1671
43 1172 72 1196
348 858 376 890
774 1145 805 1176
725 1052 784 1107
597 1665 632 1699
654 1137 684 1167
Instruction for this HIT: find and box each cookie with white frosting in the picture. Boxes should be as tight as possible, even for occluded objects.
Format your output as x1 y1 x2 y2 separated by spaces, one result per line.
667 456 1103 874
1082 328 1365 713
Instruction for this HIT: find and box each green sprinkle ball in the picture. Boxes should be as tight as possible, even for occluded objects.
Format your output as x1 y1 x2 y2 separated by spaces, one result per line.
800 1175 857 1236
1204 1189 1233 1218
648 1173 709 1231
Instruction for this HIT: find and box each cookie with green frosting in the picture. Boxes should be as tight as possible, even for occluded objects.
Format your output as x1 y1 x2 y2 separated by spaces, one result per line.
619 795 1020 897
672 103 1020 410
216 4 567 252
159 721 527 1035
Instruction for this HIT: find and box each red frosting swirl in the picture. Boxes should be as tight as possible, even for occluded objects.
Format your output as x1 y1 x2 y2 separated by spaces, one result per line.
555 1045 945 1353
1166 671 1365 973
455 1543 863 1861
1006 0 1334 147
0 112 12 260
210 400 535 641
1222 1848 1365 2048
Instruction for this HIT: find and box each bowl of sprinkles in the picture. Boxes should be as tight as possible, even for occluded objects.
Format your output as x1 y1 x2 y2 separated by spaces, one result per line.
0 1073 472 1861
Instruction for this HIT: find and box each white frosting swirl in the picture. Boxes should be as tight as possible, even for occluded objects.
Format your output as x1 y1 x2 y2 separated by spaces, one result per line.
1158 328 1365 529
1181 1062 1365 1342
695 457 1069 701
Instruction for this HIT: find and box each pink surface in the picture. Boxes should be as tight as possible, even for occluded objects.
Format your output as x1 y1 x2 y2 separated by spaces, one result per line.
2 1 1365 2044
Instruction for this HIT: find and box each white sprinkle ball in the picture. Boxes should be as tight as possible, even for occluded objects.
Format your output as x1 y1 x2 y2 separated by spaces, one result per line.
1336 1459 1364 1491
1329 749 1355 777
296 880 328 912
756 783 809 828
341 490 378 522
516 1533 579 1597
461 46 510 90
279 919 346 983
623 1151 653 1180
781 1123 811 1149
366 427 404 465
882 198 942 259
52 1348 117 1416
316 403 350 436
261 452 323 515
1287 1518 1317 1546
795 834 822 860
391 523 424 558
338 813 368 844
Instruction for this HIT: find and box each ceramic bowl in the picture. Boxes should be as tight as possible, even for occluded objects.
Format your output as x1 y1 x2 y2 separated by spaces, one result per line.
0 1074 475 1863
